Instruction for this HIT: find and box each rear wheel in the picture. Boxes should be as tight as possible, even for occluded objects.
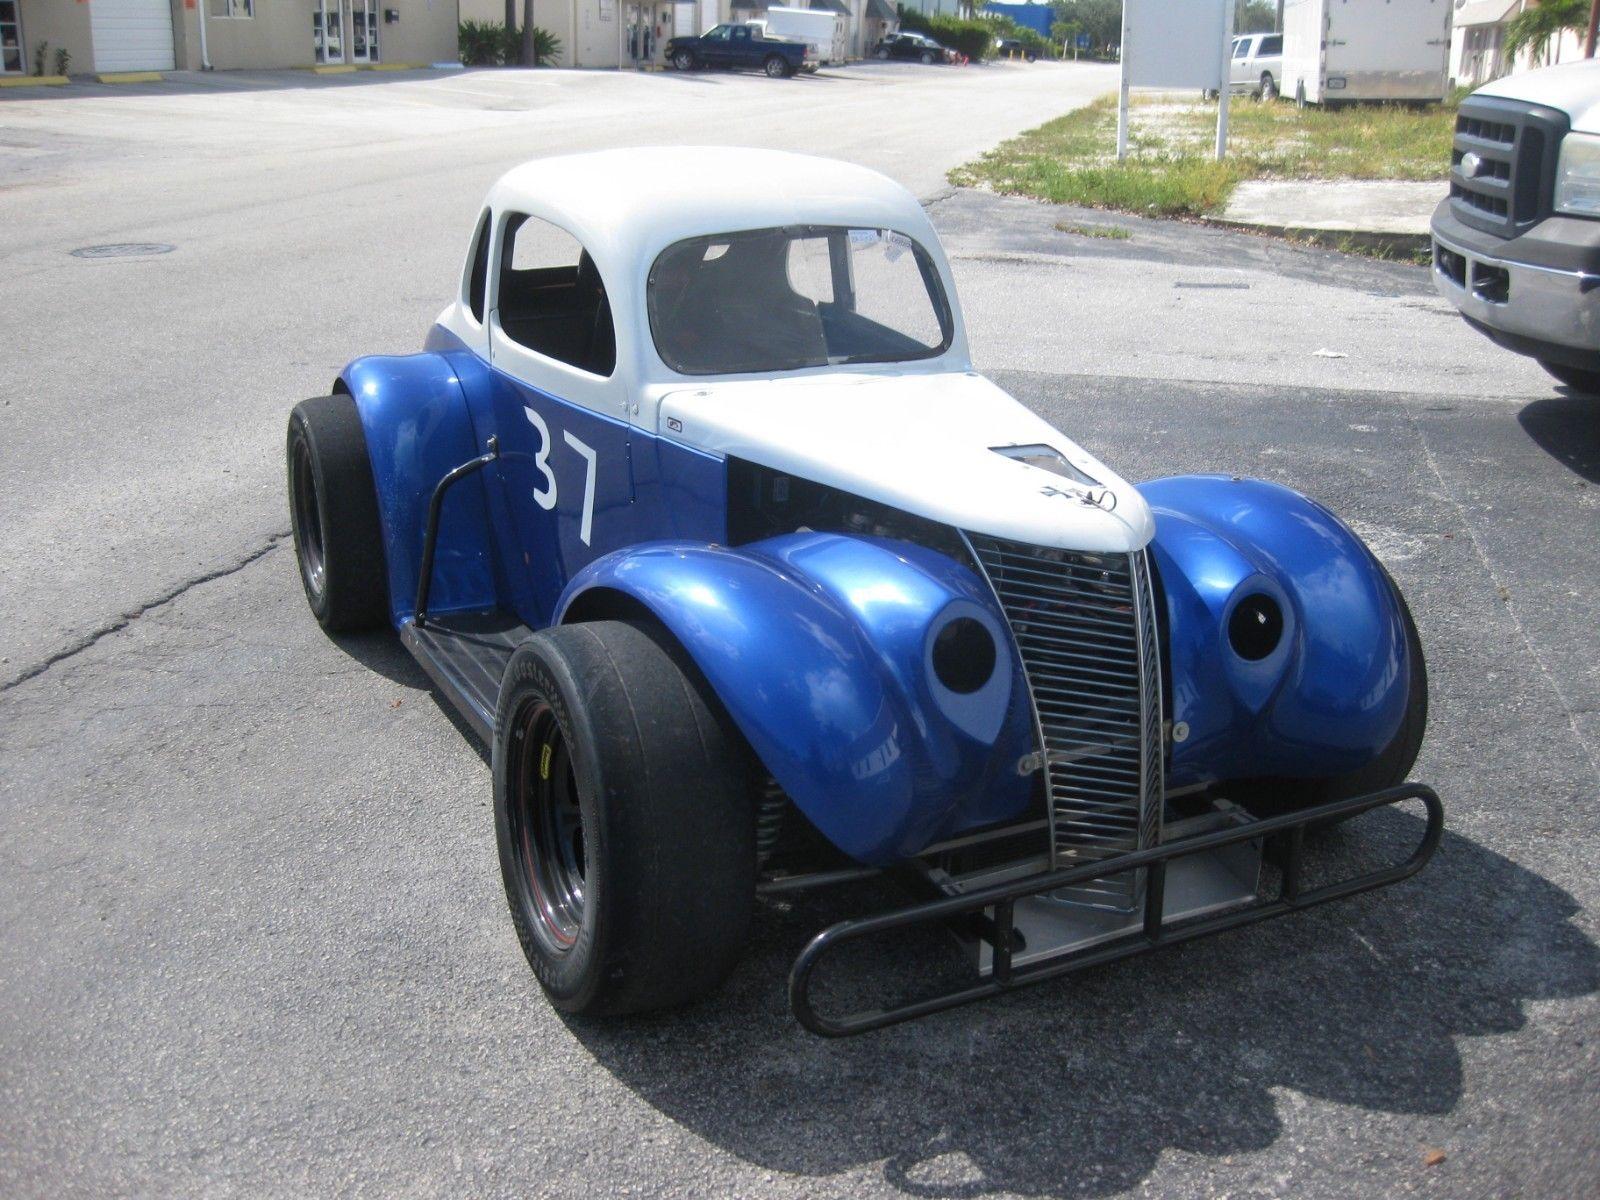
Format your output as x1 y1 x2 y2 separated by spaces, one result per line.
920 50 935 64
672 48 695 70
1539 359 1600 395
493 620 757 1016
285 395 388 632
875 46 889 59
1259 72 1277 101
764 54 790 78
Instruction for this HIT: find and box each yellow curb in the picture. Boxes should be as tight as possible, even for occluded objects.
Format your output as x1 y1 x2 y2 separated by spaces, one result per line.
98 71 163 84
311 64 357 74
365 62 427 71
0 74 69 87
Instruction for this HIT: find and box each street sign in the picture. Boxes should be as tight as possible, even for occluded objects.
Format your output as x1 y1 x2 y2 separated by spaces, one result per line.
1117 0 1233 162
1075 33 1090 49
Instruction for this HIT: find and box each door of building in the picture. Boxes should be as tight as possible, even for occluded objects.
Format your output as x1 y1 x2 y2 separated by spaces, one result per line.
0 0 23 74
314 0 345 64
89 0 176 72
350 0 379 64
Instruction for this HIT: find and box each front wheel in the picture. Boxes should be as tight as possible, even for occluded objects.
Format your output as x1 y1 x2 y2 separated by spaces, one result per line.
1259 72 1277 101
286 395 388 632
493 620 757 1016
1540 359 1600 395
875 47 889 59
920 50 935 64
764 54 790 78
672 48 695 70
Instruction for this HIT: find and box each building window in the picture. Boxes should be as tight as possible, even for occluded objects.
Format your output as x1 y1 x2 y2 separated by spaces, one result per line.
210 0 254 17
1 0 23 75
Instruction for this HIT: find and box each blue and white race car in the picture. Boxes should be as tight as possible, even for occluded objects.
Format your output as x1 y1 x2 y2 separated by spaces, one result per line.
286 149 1440 1035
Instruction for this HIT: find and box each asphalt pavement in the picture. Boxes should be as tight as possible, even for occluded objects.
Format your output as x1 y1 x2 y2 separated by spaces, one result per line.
1 63 1597 1198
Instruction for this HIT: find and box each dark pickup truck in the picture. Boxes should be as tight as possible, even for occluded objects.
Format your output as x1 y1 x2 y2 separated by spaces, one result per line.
667 22 812 78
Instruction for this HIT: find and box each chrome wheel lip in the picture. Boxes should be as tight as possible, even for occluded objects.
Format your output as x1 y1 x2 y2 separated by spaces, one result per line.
290 435 327 599
512 702 587 953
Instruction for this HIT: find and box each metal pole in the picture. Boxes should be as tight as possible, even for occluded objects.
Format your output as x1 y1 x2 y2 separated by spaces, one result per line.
1215 0 1234 162
1116 3 1131 159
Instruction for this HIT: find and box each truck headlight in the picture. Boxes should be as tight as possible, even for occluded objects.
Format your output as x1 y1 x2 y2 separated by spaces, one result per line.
1554 132 1600 218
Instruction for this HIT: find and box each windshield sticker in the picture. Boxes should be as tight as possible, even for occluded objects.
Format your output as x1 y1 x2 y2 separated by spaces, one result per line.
885 230 913 262
848 228 882 248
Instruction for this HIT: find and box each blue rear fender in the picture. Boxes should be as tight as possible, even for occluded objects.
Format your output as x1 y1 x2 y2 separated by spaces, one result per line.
339 352 499 625
555 533 1035 865
1140 475 1416 788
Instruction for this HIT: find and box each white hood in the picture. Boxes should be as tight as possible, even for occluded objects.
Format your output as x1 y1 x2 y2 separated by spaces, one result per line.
1475 58 1600 133
658 372 1155 554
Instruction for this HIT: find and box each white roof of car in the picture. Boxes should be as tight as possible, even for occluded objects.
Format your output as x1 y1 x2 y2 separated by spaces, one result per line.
484 147 937 268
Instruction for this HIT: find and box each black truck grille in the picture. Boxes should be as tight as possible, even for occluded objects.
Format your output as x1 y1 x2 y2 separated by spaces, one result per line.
1449 97 1569 238
966 536 1164 912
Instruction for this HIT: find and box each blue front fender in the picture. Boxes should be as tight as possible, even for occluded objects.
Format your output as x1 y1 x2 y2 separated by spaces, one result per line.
341 352 498 625
555 533 1035 865
1140 475 1415 788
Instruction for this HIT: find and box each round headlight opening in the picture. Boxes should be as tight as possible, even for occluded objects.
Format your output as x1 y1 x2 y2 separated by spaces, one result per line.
932 617 996 694
1228 594 1283 661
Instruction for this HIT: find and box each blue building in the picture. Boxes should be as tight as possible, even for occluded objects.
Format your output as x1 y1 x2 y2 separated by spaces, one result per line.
982 0 1054 37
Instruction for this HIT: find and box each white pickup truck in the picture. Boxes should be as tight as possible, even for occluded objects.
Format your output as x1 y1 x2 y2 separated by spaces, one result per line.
1430 59 1600 394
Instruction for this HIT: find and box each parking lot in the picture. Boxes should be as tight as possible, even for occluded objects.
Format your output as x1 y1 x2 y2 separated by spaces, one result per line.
2 63 1597 1197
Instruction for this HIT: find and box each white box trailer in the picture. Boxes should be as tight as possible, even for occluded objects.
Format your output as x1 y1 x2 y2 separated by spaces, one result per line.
761 6 847 66
1281 0 1451 104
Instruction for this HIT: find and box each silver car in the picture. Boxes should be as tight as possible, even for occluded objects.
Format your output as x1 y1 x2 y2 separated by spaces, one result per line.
1230 32 1283 100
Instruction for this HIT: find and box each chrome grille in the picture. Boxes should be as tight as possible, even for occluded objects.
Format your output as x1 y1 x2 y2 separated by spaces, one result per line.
966 536 1164 911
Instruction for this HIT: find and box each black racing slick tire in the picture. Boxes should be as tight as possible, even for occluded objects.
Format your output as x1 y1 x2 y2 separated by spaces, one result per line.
286 394 388 633
493 620 757 1017
1231 570 1428 823
1539 359 1600 395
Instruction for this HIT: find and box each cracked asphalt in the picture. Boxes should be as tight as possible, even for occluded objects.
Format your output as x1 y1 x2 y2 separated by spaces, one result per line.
3 65 1598 1198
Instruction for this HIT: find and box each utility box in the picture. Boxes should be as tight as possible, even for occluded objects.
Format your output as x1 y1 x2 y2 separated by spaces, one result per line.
1281 0 1452 105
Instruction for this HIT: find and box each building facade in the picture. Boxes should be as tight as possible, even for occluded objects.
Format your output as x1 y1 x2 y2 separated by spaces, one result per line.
1449 0 1588 89
1 1 459 77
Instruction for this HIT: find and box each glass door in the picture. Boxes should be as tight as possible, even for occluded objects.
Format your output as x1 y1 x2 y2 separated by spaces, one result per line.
351 0 378 64
1 1 23 75
313 0 344 64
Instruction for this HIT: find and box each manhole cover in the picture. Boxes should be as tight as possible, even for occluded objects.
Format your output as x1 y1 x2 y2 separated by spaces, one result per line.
69 243 175 259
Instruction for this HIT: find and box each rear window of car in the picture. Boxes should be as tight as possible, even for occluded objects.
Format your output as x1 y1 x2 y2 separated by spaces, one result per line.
647 225 953 376
1259 35 1282 55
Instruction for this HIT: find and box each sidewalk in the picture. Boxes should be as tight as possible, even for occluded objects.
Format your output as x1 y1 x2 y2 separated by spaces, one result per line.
1212 179 1445 253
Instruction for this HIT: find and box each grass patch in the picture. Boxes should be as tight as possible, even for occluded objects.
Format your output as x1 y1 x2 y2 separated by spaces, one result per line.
1056 222 1132 240
951 93 1454 218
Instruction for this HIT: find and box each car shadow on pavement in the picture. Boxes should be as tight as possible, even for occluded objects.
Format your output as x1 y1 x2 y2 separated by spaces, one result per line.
567 811 1598 1198
325 628 492 762
1517 394 1600 484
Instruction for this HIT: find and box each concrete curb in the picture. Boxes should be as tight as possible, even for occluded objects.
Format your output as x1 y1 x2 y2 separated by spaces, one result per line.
1201 216 1431 258
98 71 164 84
0 74 68 88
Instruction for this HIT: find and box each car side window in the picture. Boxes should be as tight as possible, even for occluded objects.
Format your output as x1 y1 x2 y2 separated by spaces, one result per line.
1260 35 1281 55
733 26 750 42
1233 38 1249 59
466 209 491 325
704 23 729 40
496 212 616 378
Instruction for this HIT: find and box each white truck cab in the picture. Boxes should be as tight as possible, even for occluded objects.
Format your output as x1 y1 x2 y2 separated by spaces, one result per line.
1230 32 1284 99
1430 58 1600 393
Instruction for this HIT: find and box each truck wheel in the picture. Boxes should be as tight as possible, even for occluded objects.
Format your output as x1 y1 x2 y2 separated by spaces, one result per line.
1230 570 1427 825
672 48 695 70
920 50 935 64
493 620 757 1016
1259 72 1277 101
763 54 790 78
875 47 889 59
286 395 388 633
1539 359 1600 395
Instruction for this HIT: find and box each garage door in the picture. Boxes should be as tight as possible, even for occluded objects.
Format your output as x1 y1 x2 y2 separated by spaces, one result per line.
91 0 176 72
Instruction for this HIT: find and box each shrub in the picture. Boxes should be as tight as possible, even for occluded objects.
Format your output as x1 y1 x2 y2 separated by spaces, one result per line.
898 7 994 60
54 47 70 75
459 19 562 66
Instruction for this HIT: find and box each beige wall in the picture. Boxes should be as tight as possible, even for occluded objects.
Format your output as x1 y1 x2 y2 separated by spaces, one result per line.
175 1 459 71
460 0 574 67
12 0 95 75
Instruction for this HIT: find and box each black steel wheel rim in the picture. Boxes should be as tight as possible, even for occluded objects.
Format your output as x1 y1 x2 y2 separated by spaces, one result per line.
510 701 586 953
290 435 327 599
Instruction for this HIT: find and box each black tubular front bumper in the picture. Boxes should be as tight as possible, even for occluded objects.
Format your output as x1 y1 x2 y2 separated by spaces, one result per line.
789 783 1443 1037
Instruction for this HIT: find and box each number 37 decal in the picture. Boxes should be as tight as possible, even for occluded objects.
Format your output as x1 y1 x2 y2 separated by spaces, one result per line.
524 407 598 546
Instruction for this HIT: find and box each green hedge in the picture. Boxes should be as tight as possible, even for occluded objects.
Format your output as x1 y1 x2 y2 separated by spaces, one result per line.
897 7 994 60
459 20 562 67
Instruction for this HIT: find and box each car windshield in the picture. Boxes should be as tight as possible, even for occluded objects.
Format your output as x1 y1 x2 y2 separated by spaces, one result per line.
648 225 954 376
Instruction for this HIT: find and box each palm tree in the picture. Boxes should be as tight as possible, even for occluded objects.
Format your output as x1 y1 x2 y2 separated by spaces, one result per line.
1503 0 1587 65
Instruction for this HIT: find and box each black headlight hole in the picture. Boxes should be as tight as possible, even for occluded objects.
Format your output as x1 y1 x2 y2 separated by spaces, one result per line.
932 617 996 695
1228 594 1284 661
